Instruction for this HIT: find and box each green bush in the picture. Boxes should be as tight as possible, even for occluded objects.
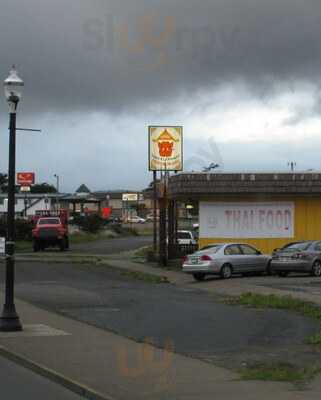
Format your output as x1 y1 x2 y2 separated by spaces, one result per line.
111 225 139 236
0 218 33 241
73 214 105 233
15 219 33 240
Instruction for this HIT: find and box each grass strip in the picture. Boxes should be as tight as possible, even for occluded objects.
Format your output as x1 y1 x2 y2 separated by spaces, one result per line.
240 363 321 383
306 332 321 345
226 292 321 346
226 292 321 320
121 270 169 284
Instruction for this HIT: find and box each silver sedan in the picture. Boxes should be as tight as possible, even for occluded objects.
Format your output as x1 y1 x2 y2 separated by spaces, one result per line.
182 243 271 281
271 241 321 277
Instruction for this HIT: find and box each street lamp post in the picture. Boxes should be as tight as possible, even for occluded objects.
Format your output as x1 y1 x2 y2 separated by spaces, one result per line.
0 66 24 332
54 174 60 211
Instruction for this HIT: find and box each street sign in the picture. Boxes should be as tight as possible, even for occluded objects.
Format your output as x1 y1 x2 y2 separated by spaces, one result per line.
20 186 31 192
122 193 138 202
0 238 5 255
17 172 35 186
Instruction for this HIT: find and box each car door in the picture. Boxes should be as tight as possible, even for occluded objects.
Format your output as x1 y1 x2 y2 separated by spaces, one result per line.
239 244 266 272
311 241 321 262
224 244 244 273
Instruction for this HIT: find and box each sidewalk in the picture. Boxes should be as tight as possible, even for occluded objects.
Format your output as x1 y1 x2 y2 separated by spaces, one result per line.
1 295 321 400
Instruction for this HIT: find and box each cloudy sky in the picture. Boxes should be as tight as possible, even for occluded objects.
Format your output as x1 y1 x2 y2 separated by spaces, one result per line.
1 0 321 192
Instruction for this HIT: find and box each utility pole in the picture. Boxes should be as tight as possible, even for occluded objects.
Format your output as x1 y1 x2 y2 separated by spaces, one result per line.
288 161 297 172
54 174 60 211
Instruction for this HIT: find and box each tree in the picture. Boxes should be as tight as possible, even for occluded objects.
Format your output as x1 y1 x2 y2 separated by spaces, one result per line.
30 183 57 193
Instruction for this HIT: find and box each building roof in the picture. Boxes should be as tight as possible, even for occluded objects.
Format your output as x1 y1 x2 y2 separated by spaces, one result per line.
92 191 143 200
0 193 67 199
75 184 91 194
168 172 321 199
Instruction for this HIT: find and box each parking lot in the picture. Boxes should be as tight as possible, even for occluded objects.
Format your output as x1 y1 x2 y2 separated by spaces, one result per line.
182 271 321 306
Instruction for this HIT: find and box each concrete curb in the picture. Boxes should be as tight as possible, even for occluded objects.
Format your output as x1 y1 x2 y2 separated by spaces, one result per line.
0 346 117 400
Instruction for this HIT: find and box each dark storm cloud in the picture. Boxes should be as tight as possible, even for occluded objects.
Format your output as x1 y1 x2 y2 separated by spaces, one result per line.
1 0 321 114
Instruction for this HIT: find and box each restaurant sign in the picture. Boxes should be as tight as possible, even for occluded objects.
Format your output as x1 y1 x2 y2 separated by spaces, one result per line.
149 126 183 171
199 202 295 239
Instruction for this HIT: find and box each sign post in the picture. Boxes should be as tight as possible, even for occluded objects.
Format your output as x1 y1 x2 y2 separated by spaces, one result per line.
0 238 5 256
148 126 183 266
20 186 31 217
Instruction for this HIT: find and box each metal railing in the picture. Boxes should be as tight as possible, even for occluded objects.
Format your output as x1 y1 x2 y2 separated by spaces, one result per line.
168 243 198 260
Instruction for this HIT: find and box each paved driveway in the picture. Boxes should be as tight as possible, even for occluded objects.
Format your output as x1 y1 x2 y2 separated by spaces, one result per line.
187 273 321 304
71 236 152 255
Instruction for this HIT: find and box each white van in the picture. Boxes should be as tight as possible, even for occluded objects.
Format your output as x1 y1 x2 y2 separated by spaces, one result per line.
177 230 196 245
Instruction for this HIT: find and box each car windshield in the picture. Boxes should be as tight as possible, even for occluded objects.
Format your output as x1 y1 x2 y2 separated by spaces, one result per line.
283 242 311 252
200 245 222 252
38 218 60 225
177 232 191 239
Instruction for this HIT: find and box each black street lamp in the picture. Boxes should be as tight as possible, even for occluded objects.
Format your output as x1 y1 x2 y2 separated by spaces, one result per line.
0 66 24 332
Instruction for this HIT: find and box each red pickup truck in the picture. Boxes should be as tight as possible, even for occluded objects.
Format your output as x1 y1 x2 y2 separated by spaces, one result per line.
32 213 69 252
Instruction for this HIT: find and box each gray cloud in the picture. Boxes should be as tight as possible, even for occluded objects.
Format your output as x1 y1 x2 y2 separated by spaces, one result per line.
1 0 321 114
2 0 321 191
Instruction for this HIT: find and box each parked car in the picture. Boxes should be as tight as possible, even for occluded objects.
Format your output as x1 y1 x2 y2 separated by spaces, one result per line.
182 243 271 281
272 241 302 256
32 216 69 252
126 216 146 224
271 240 321 277
145 213 159 222
177 230 197 245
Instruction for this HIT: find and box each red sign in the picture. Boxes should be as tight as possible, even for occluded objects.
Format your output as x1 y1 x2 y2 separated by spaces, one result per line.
17 172 35 185
102 207 112 219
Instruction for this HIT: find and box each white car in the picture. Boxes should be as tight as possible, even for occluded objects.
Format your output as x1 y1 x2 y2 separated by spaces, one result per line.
182 243 271 281
177 230 197 245
127 216 146 224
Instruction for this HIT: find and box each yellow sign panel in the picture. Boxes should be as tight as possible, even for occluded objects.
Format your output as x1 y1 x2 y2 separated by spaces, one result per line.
149 126 183 171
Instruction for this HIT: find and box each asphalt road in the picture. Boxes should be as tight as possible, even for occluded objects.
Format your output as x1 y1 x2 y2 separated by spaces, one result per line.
1 261 320 369
0 356 84 399
70 236 152 255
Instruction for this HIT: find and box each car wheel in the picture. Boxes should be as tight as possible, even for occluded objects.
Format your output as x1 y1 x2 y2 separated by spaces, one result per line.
311 260 321 277
221 264 232 279
59 238 66 252
33 241 39 252
278 271 288 277
193 273 206 281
